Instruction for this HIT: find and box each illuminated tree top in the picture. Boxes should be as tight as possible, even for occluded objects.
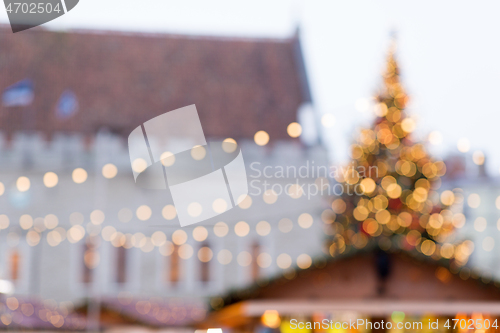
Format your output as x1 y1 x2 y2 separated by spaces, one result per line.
326 41 473 267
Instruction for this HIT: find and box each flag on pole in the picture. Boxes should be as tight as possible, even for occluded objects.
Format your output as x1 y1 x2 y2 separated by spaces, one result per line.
2 79 34 107
56 90 79 119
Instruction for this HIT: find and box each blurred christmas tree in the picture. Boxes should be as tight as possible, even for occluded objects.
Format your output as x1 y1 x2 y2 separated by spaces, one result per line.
326 41 472 267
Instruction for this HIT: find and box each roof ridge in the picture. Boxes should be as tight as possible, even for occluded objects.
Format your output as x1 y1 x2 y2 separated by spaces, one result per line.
0 24 296 43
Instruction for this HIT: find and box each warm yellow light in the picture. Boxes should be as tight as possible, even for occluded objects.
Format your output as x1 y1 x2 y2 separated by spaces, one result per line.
132 158 147 173
212 198 227 214
297 254 312 269
472 151 485 165
160 151 175 166
44 214 59 229
19 215 33 230
234 221 250 237
162 205 177 220
151 231 166 246
298 213 313 229
262 310 281 328
191 145 206 160
256 221 271 236
90 210 105 225
254 131 269 146
287 122 302 138
374 103 388 117
72 168 88 184
420 240 436 256
386 183 402 199
198 247 213 262
401 118 416 133
331 198 346 214
187 202 202 217
257 253 272 268
452 213 466 228
193 226 208 242
222 138 237 153
360 178 376 193
26 230 40 246
16 176 30 192
213 222 229 237
102 163 118 179
136 205 152 221
43 172 59 188
276 253 292 269
440 190 455 206
172 230 188 245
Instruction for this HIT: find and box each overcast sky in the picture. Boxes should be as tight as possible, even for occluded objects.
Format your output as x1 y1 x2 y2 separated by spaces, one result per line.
1 0 499 173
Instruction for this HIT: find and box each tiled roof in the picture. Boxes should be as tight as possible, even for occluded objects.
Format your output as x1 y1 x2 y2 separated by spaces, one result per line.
0 26 310 141
212 244 500 309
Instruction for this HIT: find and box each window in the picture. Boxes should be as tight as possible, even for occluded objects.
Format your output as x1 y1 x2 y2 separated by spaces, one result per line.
82 239 98 284
251 242 260 281
168 244 180 285
10 250 20 281
116 246 127 284
199 243 211 283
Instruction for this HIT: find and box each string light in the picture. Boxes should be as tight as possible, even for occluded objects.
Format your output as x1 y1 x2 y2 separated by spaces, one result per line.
213 222 228 237
72 168 87 184
234 221 250 237
162 205 177 220
190 145 206 161
43 172 59 188
192 226 208 242
160 151 175 166
256 221 271 236
136 205 152 221
237 195 252 209
256 252 272 268
132 158 147 173
178 244 193 259
287 122 302 138
212 198 227 214
254 131 269 146
16 176 30 192
276 253 292 269
102 163 118 179
222 138 237 153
